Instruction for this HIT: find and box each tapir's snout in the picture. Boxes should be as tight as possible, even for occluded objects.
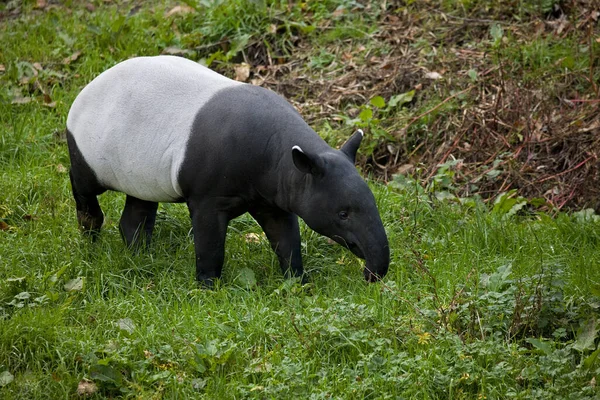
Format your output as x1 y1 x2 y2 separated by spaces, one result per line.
359 222 390 282
363 241 389 282
333 225 389 282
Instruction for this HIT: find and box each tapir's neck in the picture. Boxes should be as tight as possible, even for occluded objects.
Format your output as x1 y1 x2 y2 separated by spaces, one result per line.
260 133 330 214
198 83 332 213
274 168 311 214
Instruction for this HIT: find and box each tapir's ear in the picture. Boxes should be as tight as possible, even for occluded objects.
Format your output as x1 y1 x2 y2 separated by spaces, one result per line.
340 129 364 164
292 145 325 176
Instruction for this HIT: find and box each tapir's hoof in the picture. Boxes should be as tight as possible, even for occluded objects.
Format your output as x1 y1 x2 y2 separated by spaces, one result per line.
300 274 310 285
198 277 216 289
364 269 383 283
81 228 101 242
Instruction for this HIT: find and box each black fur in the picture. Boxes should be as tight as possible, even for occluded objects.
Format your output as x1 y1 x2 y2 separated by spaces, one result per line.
67 130 105 237
176 85 389 285
179 85 314 284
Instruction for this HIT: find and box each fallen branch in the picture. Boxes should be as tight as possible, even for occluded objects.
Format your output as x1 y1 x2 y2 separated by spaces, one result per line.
535 155 595 184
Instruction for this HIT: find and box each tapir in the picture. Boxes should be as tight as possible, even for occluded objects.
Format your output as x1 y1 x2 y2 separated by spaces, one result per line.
66 55 389 286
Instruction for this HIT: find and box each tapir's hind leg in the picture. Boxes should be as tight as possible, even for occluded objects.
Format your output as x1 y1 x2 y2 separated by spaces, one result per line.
69 172 104 236
119 196 159 249
67 130 105 238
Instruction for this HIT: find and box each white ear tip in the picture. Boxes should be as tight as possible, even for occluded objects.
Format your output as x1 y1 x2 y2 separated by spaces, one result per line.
357 129 364 137
292 145 303 152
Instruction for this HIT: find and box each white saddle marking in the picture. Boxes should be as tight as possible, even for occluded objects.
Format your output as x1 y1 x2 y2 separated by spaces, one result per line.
67 56 242 202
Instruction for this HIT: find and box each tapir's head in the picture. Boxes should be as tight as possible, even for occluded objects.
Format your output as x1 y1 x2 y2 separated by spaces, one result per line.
291 130 390 281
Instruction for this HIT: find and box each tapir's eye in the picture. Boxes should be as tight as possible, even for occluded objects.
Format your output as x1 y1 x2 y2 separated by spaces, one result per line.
338 211 349 220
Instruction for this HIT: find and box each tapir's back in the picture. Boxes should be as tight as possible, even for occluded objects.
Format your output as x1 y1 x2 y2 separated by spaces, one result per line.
67 56 242 202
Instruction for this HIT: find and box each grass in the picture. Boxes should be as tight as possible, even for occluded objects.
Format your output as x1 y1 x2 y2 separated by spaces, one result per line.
1 0 600 398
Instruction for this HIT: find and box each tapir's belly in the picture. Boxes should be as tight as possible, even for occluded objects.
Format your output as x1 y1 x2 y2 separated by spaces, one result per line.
66 56 242 202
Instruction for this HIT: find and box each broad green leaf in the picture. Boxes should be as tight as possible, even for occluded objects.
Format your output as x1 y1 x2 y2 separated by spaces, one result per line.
64 277 84 292
14 291 30 300
484 264 512 291
236 267 257 289
34 295 48 304
0 371 14 387
574 319 599 352
227 34 252 59
370 96 386 108
388 90 415 108
435 191 456 201
89 364 122 385
490 24 503 42
528 198 547 208
194 360 206 374
486 169 501 178
574 208 600 223
191 378 206 390
196 341 218 357
150 370 172 382
46 263 70 285
583 346 600 369
505 200 527 218
525 338 552 355
499 198 517 212
45 290 60 302
116 318 136 334
359 108 373 122
467 69 478 81
205 341 218 357
86 24 102 36
492 190 517 214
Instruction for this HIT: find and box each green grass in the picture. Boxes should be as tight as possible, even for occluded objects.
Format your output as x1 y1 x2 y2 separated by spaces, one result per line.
1 1 600 398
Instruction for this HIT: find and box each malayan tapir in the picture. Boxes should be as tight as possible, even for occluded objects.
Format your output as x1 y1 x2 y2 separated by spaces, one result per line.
66 55 389 286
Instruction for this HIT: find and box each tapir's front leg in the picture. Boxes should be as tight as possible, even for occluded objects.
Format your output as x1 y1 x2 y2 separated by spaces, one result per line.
249 206 304 279
187 199 229 287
